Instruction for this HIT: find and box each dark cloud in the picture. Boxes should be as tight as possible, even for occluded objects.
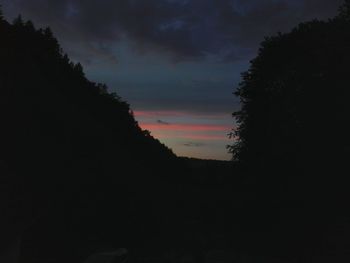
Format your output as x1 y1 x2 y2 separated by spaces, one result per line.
1 0 199 61
213 0 344 60
183 142 205 147
157 119 170 125
1 0 343 62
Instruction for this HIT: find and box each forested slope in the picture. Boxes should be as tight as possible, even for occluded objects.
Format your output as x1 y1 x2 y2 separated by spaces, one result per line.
0 13 187 262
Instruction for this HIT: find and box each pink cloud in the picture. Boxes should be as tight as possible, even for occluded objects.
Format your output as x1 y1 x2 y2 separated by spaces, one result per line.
156 134 228 141
134 110 185 118
133 110 230 119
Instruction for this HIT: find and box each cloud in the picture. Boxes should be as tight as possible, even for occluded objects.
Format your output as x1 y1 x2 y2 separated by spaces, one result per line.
134 110 231 119
151 133 228 141
157 119 170 125
183 142 205 147
212 0 343 60
140 123 231 132
1 0 343 62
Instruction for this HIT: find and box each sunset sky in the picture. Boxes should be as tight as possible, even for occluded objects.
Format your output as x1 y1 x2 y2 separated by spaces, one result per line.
1 0 342 160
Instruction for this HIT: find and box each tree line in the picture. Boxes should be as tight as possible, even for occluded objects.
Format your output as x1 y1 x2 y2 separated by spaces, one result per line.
230 0 350 261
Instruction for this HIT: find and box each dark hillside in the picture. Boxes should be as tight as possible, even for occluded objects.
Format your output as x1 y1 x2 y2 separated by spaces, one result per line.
0 15 192 262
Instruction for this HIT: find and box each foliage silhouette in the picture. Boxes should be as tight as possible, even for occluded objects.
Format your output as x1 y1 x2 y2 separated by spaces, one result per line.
232 1 350 189
230 0 350 260
338 0 350 20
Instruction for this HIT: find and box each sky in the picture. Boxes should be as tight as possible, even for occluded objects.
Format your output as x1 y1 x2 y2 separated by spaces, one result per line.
1 0 343 160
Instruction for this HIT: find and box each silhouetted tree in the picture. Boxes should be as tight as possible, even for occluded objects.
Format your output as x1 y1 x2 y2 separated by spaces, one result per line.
13 15 23 26
73 62 84 76
230 2 350 260
232 0 350 189
338 0 350 20
24 20 35 31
